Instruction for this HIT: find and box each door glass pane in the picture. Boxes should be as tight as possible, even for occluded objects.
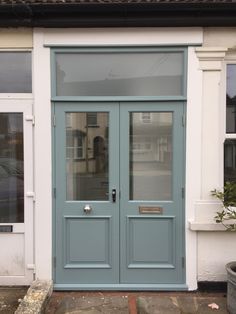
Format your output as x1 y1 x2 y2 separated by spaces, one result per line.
56 52 184 96
0 113 24 223
0 52 32 93
130 112 172 200
66 112 109 201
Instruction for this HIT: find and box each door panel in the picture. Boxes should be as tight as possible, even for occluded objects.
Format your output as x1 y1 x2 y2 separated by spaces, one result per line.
54 103 119 284
120 102 185 284
54 101 185 287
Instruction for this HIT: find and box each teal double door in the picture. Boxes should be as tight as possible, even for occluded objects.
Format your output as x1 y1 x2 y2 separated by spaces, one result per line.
53 101 185 289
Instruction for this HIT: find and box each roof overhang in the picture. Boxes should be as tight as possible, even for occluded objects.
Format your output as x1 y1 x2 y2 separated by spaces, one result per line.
1 2 236 27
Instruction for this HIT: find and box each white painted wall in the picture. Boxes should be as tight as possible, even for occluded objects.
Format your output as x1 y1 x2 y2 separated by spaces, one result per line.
193 33 236 282
0 28 32 48
33 29 52 280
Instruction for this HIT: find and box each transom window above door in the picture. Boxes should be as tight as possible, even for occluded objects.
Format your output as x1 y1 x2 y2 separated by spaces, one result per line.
52 48 187 99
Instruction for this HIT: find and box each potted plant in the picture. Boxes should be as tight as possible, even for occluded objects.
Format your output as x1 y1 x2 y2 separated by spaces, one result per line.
211 181 236 314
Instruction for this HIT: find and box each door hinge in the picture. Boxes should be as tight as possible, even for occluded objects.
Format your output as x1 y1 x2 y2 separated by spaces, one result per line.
182 257 185 268
25 115 35 126
53 256 56 268
27 264 36 274
182 187 185 199
182 114 186 127
53 115 56 127
53 188 56 198
26 191 36 202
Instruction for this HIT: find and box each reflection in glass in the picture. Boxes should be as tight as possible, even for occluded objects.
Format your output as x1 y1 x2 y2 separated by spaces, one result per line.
0 52 31 93
56 52 183 96
224 139 236 182
130 112 172 200
226 64 236 133
66 112 109 201
0 113 24 223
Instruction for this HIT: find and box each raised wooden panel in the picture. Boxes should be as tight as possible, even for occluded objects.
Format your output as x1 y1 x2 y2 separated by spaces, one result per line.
64 216 112 268
127 216 175 268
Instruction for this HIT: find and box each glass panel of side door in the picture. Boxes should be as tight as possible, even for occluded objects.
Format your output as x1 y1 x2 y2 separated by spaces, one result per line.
0 113 24 223
66 112 109 201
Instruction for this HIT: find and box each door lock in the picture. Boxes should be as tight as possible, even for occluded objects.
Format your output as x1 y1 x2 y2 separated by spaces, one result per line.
112 189 116 203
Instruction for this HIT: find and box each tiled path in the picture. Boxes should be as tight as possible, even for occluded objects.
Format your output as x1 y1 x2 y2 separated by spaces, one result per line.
45 291 229 313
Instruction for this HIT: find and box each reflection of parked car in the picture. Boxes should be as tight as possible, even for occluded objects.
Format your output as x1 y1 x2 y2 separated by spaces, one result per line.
0 158 24 223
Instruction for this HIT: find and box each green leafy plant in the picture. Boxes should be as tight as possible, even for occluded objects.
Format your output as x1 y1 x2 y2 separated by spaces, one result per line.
211 181 236 231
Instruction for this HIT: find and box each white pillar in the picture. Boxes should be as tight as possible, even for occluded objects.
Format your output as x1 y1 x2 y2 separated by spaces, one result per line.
33 29 52 280
195 47 227 199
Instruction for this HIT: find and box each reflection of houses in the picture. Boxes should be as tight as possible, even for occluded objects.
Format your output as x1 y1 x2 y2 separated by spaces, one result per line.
131 112 172 165
130 112 172 201
66 112 108 200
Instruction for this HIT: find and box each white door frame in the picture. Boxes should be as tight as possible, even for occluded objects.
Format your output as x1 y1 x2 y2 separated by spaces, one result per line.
0 97 34 285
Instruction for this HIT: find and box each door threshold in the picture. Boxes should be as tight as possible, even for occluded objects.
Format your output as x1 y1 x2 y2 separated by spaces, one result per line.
54 283 188 291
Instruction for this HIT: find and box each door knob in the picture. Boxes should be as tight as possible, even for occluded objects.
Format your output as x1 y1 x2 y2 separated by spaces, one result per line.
83 204 92 214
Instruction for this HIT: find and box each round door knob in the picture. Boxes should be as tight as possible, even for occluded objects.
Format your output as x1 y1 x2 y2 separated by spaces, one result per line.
83 204 92 214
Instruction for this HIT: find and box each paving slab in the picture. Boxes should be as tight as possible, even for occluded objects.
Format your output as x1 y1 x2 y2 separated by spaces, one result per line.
45 294 129 314
0 286 28 313
138 295 228 314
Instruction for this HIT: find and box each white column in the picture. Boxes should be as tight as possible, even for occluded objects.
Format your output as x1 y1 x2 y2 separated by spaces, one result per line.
193 47 231 282
185 47 203 290
33 29 52 280
195 47 227 199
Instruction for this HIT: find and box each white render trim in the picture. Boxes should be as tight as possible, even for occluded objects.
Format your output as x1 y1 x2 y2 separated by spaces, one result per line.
33 29 52 280
196 47 227 198
225 133 236 139
0 94 33 99
185 47 203 291
195 47 228 71
188 221 226 231
43 27 203 46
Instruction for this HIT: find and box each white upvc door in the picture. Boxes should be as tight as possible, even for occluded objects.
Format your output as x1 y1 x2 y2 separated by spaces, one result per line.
0 98 34 285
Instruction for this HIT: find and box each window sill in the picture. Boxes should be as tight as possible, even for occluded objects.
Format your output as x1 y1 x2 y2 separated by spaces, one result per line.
188 220 227 232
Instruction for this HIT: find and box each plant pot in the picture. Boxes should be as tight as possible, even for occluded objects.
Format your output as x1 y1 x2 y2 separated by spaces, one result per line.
226 262 236 314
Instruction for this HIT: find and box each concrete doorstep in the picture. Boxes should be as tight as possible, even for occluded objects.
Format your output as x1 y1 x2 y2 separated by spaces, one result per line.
15 280 53 314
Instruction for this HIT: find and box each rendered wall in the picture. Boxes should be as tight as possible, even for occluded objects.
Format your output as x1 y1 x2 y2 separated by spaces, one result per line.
193 28 236 283
0 28 32 48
